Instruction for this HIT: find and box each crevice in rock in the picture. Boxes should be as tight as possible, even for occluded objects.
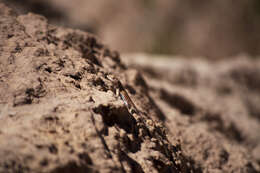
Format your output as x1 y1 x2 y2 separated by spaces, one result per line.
159 89 196 116
201 111 244 143
93 104 139 135
118 151 144 173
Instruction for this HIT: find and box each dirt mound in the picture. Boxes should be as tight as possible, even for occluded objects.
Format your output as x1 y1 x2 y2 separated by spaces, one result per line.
123 54 260 172
0 3 259 173
0 3 190 173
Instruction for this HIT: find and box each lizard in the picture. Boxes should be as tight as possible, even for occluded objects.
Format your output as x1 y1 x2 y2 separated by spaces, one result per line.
106 73 139 115
113 79 139 115
110 77 172 159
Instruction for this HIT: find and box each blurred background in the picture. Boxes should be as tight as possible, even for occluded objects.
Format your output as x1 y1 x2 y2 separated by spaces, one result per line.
3 0 260 59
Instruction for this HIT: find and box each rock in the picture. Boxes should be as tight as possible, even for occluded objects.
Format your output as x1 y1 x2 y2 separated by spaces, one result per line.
122 53 260 172
0 3 190 173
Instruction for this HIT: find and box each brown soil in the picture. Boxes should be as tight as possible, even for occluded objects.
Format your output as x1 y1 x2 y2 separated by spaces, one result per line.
0 3 260 173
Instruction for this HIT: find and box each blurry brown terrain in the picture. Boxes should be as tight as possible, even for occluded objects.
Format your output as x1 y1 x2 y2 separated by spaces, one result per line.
2 0 260 58
1 1 260 173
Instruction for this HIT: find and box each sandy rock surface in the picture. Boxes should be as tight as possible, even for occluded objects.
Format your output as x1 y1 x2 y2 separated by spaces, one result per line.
122 54 260 172
0 3 189 173
0 3 260 173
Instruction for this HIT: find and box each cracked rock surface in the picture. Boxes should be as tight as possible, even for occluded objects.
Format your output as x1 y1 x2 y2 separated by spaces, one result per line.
0 3 189 173
122 54 260 172
0 3 260 173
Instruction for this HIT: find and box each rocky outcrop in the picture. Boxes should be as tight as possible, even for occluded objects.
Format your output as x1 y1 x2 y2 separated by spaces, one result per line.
0 3 259 173
0 3 190 173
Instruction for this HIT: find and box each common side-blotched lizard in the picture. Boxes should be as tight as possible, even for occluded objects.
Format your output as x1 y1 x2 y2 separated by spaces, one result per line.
111 78 172 159
113 79 139 115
